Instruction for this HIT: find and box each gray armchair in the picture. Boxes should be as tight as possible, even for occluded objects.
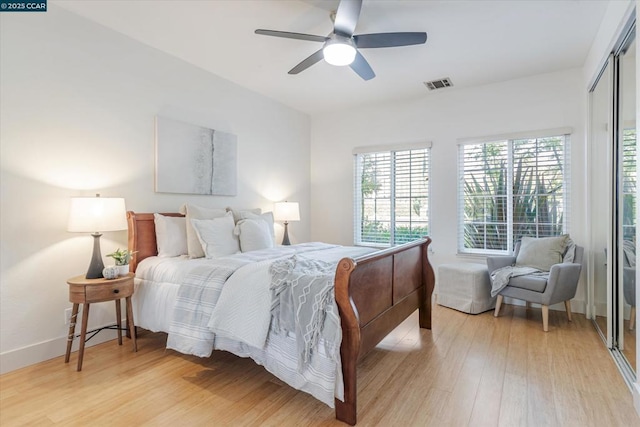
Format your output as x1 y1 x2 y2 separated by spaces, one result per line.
487 243 584 332
622 239 636 330
623 266 635 330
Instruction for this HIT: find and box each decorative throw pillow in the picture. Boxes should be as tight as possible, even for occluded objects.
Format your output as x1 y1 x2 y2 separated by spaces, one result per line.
181 204 227 258
235 218 274 252
226 207 262 224
563 237 577 263
515 235 569 271
154 214 187 257
190 213 240 258
239 211 275 242
623 239 636 268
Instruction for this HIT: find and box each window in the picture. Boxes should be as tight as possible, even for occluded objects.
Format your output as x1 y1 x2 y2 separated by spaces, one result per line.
622 128 637 241
458 131 570 254
354 144 430 246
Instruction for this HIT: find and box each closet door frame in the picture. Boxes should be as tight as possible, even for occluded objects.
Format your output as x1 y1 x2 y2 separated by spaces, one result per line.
589 17 636 384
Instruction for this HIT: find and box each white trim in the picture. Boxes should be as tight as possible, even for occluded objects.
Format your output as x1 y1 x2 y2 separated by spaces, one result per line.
353 141 432 154
0 325 119 374
457 127 573 146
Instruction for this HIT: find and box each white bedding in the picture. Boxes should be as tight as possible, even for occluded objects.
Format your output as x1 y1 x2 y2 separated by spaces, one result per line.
132 242 375 407
208 258 275 348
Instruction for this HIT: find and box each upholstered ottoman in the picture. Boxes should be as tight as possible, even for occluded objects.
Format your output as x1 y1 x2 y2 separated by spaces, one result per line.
437 263 495 314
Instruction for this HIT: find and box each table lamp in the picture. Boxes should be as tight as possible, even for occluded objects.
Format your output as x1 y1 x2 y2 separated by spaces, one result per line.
274 201 300 245
67 194 127 279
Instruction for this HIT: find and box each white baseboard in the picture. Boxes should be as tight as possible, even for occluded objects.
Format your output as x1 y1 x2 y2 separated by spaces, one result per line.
0 326 119 375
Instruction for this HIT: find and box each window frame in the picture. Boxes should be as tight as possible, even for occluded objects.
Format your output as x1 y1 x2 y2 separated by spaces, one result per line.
622 127 637 241
457 128 572 255
353 142 431 248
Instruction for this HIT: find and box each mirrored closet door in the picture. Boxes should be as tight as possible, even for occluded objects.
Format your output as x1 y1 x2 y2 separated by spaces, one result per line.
618 33 636 373
589 20 636 381
590 56 612 347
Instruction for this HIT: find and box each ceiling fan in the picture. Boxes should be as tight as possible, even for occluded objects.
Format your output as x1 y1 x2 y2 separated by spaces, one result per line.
255 0 427 81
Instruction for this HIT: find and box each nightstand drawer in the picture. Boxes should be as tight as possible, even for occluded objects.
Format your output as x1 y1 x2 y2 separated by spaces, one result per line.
85 280 133 303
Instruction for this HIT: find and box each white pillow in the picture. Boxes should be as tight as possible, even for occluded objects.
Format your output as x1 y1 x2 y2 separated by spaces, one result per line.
226 207 262 223
235 219 274 252
191 213 240 258
239 211 275 242
154 214 187 257
182 204 227 258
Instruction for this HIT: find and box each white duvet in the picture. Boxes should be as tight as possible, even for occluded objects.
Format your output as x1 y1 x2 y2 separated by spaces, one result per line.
209 244 375 349
132 242 375 407
208 258 274 348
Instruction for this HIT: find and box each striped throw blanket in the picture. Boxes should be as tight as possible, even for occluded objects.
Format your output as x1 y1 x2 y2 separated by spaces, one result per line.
167 258 249 357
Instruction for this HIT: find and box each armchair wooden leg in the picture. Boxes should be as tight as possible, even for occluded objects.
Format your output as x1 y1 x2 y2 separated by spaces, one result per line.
494 295 503 317
630 306 636 331
542 305 549 332
564 300 572 322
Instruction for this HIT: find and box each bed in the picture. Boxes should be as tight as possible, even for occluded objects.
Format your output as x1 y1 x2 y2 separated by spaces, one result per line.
127 211 435 425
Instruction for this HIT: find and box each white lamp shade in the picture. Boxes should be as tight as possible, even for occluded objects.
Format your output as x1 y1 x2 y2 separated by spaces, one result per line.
67 196 127 233
274 202 300 222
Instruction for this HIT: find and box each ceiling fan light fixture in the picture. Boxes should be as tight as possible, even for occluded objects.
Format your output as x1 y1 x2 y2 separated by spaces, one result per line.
256 0 428 80
322 37 356 66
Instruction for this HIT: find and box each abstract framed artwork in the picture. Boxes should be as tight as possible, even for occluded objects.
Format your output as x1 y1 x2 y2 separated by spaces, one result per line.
155 116 237 195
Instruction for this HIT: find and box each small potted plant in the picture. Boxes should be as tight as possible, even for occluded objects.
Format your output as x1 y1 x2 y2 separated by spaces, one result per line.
106 248 137 276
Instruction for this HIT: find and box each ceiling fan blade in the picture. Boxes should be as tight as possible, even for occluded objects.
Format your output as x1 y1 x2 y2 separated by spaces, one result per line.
349 51 375 81
255 29 327 43
354 32 427 48
333 0 362 37
288 49 325 75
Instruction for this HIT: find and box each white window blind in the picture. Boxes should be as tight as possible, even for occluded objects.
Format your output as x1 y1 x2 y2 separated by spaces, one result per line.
622 128 637 240
354 145 430 246
458 132 570 254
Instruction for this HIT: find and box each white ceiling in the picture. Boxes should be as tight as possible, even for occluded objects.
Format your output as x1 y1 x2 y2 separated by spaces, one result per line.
55 0 609 115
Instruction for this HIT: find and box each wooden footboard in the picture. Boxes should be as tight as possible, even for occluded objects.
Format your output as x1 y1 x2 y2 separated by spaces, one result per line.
126 212 434 425
334 238 434 425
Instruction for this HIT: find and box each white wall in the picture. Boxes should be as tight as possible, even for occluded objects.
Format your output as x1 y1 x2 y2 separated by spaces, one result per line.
310 68 587 309
0 6 311 373
584 0 635 89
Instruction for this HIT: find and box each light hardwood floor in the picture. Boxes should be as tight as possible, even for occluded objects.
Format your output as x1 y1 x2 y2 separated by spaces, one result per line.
1 304 639 426
595 314 637 372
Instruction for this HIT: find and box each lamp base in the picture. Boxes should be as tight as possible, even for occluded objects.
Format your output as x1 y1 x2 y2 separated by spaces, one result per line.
281 222 291 246
86 232 105 279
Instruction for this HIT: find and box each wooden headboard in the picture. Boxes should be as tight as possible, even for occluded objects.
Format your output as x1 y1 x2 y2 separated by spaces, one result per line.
126 211 184 272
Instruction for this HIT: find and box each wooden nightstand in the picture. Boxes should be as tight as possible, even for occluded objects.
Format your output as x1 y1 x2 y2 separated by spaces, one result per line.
65 273 137 371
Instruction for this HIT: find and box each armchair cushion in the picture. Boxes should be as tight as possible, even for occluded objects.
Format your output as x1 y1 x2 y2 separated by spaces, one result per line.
515 235 569 271
506 275 548 293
